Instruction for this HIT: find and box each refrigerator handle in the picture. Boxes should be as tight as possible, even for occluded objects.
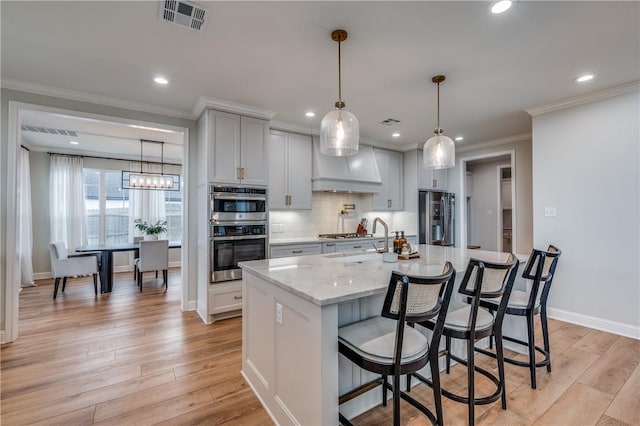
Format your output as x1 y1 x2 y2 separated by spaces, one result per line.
441 195 447 242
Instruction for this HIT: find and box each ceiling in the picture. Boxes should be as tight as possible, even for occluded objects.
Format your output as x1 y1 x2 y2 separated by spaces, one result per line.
2 1 638 159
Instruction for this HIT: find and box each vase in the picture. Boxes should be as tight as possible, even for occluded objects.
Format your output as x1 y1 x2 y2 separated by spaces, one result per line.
144 234 158 241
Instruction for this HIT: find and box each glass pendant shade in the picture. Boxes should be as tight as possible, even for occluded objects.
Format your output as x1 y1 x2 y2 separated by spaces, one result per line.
320 108 359 156
423 133 455 169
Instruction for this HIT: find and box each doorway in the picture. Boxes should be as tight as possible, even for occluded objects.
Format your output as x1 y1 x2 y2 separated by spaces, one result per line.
5 101 191 343
459 150 516 253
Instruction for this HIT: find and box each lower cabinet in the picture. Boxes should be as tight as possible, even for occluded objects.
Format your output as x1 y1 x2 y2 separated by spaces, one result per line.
270 243 322 258
207 280 243 322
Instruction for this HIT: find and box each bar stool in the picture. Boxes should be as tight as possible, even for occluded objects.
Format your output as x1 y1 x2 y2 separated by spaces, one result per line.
338 264 456 426
414 255 519 426
478 245 561 389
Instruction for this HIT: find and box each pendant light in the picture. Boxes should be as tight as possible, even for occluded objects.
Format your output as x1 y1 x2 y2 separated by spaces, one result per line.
121 139 181 191
423 75 455 169
320 29 359 156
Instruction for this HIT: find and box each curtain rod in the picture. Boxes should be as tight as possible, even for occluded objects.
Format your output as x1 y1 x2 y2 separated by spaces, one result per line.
47 152 181 167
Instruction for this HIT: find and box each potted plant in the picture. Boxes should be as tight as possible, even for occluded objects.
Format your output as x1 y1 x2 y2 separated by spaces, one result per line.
134 219 167 240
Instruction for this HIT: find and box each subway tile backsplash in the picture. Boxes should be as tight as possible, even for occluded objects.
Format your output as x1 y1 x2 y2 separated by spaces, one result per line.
269 192 416 239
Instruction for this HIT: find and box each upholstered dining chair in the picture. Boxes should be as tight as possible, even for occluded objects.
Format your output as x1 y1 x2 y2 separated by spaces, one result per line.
49 241 100 299
478 245 562 389
132 235 144 280
415 255 519 426
338 263 456 426
135 239 169 292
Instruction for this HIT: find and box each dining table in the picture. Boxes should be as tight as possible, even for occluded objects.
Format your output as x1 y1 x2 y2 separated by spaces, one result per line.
76 241 181 293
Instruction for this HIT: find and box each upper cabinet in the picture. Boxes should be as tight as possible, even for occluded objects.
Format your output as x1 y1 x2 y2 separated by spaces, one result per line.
372 148 404 211
208 110 269 185
418 150 449 191
269 130 312 210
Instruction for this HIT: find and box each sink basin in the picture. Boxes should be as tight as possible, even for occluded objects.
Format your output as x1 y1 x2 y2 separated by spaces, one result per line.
328 252 382 263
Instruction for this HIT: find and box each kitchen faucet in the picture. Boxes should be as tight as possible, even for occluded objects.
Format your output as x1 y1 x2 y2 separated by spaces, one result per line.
372 217 389 253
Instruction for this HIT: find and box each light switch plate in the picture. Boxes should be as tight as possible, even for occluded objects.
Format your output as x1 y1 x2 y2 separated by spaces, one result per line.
544 207 557 217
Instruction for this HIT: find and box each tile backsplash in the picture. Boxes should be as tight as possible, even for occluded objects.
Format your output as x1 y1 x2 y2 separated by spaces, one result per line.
269 192 417 239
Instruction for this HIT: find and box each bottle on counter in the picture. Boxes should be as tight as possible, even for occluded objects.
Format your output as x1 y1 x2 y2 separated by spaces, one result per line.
393 231 401 254
400 231 408 253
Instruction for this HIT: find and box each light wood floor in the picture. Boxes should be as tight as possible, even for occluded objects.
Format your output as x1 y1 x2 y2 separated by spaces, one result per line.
2 272 638 425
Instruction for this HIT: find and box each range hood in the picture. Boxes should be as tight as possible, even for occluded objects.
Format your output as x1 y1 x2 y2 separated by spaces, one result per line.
312 138 382 193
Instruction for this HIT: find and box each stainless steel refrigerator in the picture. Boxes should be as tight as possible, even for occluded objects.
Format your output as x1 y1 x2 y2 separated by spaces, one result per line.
419 191 455 246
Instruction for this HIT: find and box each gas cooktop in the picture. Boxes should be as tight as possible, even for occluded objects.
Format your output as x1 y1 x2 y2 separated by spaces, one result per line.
318 233 374 239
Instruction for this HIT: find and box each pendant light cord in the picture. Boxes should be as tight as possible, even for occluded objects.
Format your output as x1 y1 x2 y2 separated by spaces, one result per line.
337 38 342 104
436 81 441 131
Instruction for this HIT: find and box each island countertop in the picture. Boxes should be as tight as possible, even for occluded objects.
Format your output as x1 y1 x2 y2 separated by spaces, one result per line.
239 244 525 307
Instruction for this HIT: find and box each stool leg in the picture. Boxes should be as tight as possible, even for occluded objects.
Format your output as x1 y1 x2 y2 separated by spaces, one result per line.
382 375 388 406
62 277 68 292
467 340 475 426
541 308 552 372
93 274 98 295
527 313 537 389
53 277 60 299
495 328 507 409
393 373 401 426
430 352 444 426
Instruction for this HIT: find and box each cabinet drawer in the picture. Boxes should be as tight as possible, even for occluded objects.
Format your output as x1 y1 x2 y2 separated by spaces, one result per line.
208 286 243 314
270 243 322 258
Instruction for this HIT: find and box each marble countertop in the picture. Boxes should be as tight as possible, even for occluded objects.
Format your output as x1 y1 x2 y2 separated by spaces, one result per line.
240 245 527 307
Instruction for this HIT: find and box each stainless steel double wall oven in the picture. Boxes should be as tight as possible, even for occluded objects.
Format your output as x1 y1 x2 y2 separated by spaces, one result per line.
210 184 268 283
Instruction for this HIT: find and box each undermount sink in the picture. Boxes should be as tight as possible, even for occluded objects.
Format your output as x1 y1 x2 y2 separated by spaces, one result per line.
327 251 382 263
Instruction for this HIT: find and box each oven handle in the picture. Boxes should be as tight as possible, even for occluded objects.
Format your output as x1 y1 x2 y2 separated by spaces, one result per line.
211 194 267 202
210 220 268 226
211 235 268 241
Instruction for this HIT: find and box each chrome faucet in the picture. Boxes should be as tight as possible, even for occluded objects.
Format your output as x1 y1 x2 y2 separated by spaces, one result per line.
372 217 389 253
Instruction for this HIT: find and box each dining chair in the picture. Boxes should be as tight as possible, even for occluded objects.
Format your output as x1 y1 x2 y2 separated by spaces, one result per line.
49 241 100 299
135 239 169 292
415 255 519 426
338 263 456 426
132 235 143 280
478 245 562 389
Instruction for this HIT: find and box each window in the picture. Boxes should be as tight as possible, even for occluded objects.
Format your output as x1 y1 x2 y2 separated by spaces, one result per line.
84 170 130 244
84 169 182 244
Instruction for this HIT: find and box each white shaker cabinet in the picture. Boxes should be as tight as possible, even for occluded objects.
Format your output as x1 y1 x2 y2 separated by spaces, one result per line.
269 130 312 210
418 150 449 190
372 148 404 211
208 110 269 185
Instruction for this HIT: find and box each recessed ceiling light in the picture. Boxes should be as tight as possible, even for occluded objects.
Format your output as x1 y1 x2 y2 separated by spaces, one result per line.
392 132 400 138
154 76 169 85
305 111 316 117
491 0 512 14
69 140 79 145
455 136 464 141
574 74 594 83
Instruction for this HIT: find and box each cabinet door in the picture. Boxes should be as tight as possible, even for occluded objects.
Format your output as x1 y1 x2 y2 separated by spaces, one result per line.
287 133 312 210
209 110 241 184
268 130 288 209
419 151 448 190
241 116 268 185
373 149 403 211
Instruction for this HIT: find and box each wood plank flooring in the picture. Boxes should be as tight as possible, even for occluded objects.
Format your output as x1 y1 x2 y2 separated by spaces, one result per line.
2 271 638 425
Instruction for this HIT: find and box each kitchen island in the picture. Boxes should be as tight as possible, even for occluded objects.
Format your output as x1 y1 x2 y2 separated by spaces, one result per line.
239 245 526 426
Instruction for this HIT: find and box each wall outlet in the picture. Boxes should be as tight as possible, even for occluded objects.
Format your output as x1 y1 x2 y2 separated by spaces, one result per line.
544 207 557 217
276 302 283 324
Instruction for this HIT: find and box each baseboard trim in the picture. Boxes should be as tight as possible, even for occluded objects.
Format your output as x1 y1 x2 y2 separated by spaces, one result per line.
33 272 52 280
547 307 640 340
184 300 197 311
0 330 6 344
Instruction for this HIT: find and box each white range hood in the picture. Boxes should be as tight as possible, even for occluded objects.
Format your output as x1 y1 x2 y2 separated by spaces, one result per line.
311 137 382 193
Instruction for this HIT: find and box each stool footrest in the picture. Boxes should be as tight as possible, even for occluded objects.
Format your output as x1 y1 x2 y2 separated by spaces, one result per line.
480 335 551 368
339 378 384 405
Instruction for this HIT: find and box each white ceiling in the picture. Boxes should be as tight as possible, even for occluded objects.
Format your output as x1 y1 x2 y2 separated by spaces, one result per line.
2 1 639 158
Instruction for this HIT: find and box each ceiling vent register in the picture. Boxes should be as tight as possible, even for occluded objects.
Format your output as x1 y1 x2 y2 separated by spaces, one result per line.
379 118 401 126
159 0 207 31
21 125 78 137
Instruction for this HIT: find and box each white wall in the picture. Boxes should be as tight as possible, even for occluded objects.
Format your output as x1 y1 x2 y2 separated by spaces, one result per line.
532 90 639 335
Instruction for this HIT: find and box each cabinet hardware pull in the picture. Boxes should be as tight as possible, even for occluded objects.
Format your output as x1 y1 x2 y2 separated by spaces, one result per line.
234 295 243 300
353 245 362 249
241 168 246 180
292 250 303 254
326 243 335 247
432 178 437 188
388 199 392 208
237 167 242 180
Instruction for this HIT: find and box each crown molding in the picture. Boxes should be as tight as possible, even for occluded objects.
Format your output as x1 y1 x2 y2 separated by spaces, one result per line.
192 96 276 121
526 80 640 117
269 120 318 136
1 79 194 119
455 132 532 153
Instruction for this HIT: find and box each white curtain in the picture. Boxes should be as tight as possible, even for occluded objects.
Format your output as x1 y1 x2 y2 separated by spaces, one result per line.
128 162 166 241
18 147 35 287
50 155 88 252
